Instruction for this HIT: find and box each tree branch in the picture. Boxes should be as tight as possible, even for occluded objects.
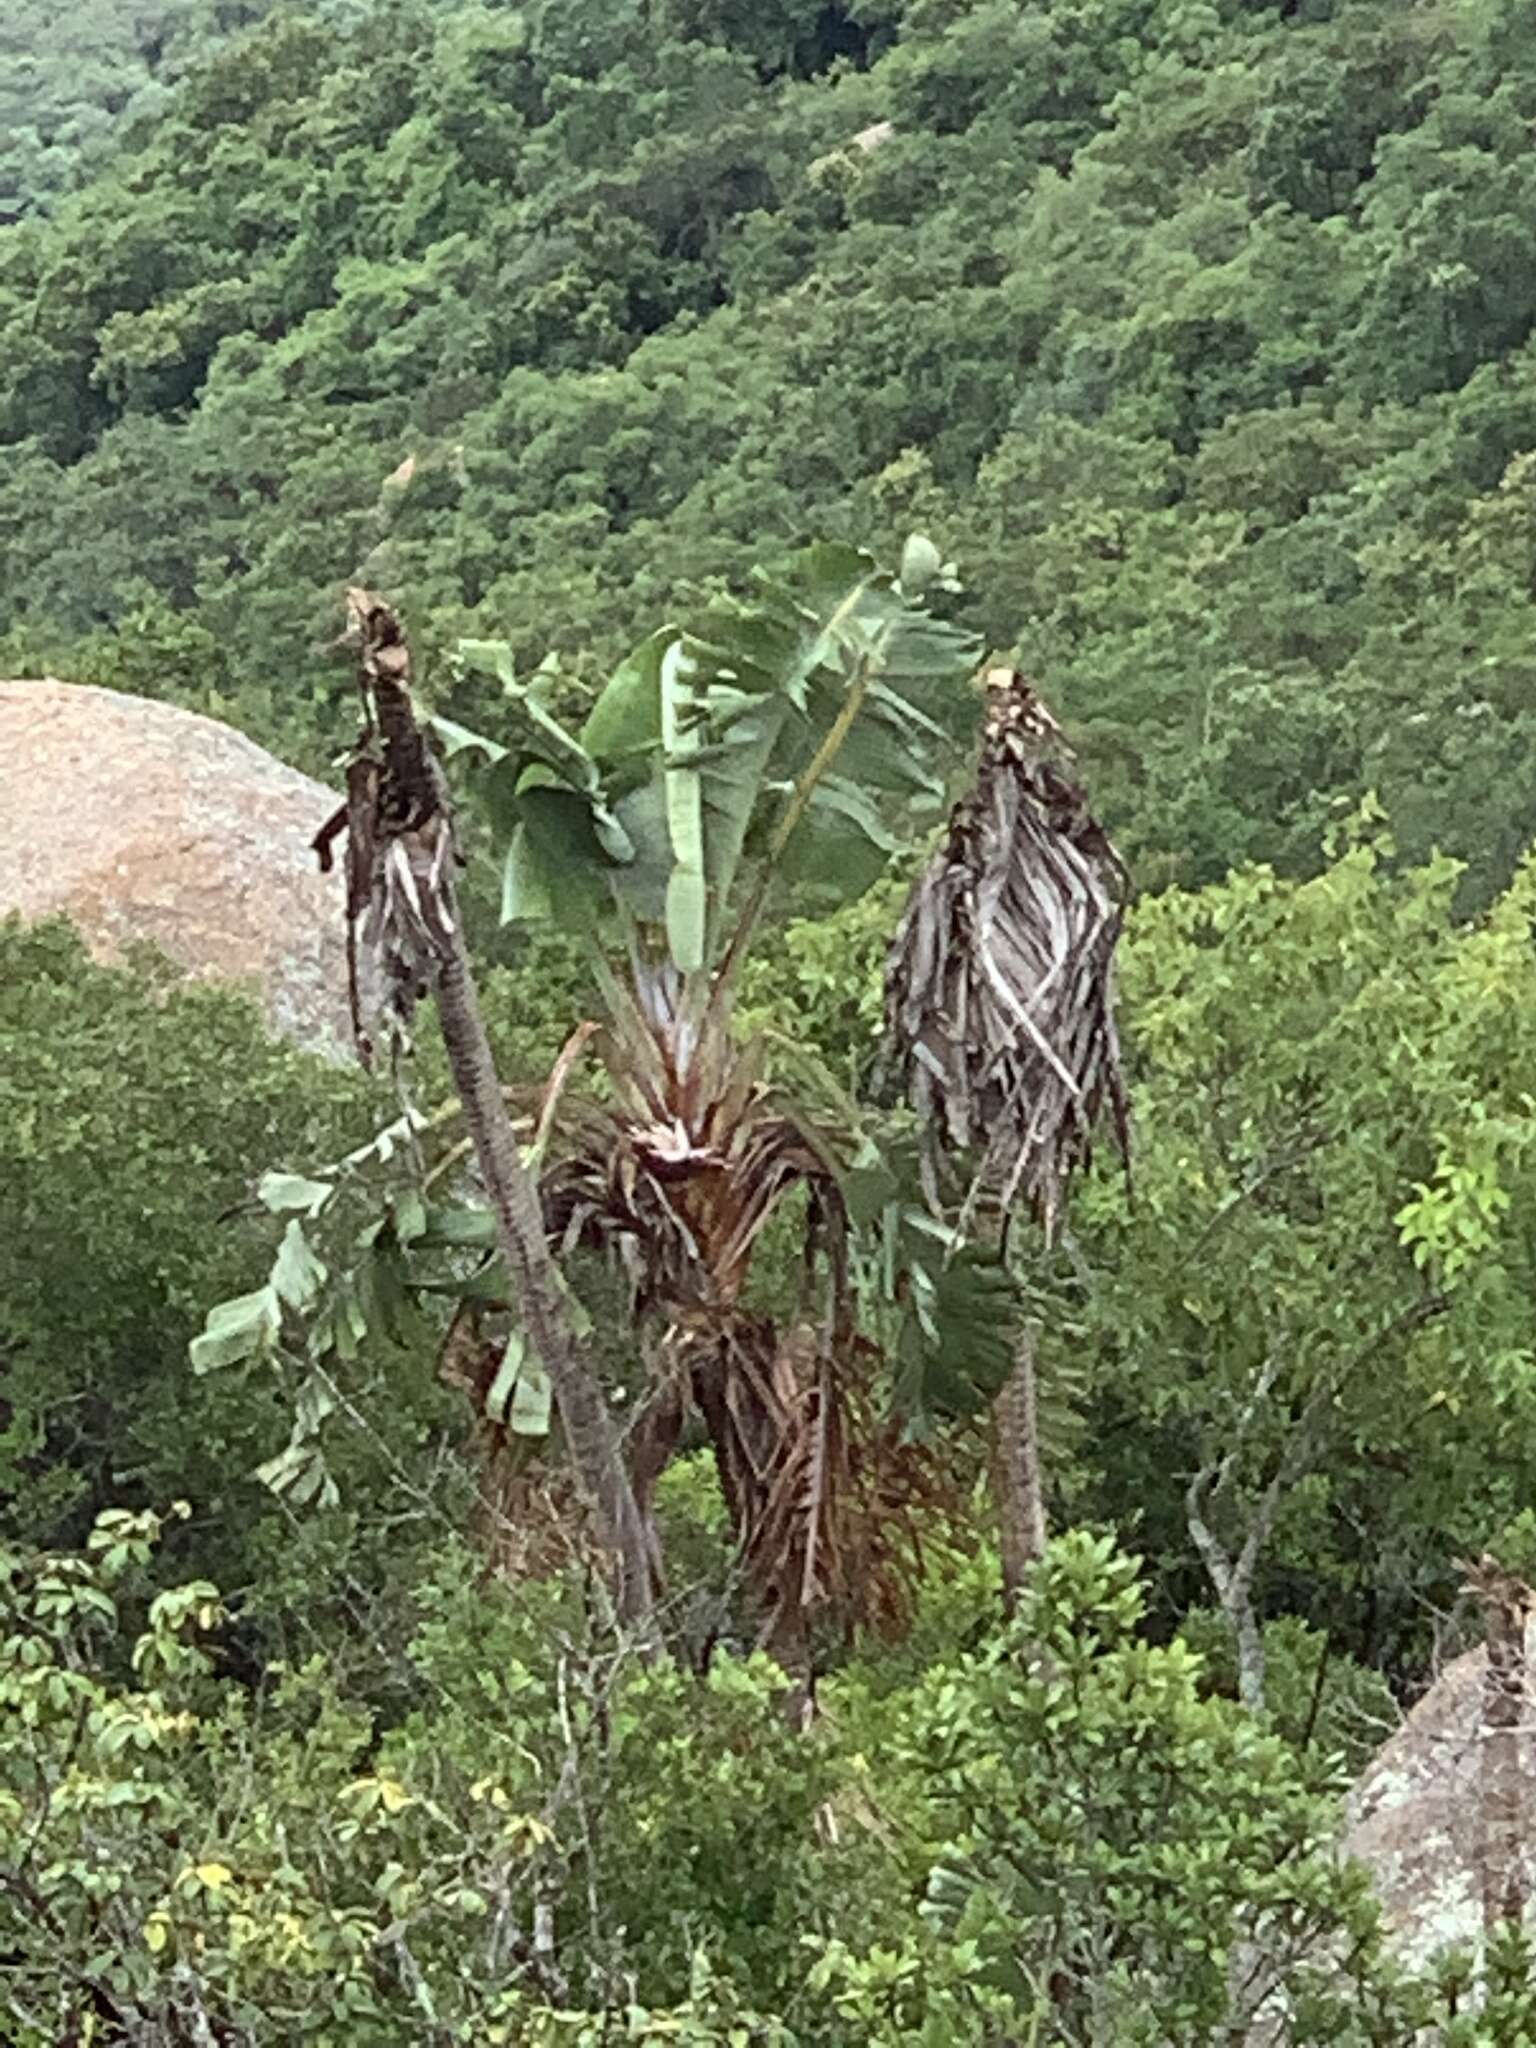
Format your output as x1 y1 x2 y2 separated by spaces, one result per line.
1187 1294 1450 1713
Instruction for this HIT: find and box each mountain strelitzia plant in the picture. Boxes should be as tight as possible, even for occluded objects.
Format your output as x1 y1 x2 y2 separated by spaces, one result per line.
195 543 1032 1671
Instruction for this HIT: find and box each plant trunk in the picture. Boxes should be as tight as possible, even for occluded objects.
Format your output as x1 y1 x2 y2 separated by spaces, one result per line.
992 1323 1047 1613
436 928 658 1636
1185 1471 1268 1715
336 587 658 1639
1224 1580 1268 1718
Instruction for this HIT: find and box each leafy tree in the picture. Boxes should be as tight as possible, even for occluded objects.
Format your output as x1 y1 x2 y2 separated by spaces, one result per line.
16 0 1536 911
0 920 383 1594
1070 829 1536 1689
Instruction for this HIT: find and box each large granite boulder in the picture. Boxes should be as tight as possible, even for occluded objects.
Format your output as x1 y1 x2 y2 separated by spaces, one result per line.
1345 1636 1536 1969
0 678 357 1055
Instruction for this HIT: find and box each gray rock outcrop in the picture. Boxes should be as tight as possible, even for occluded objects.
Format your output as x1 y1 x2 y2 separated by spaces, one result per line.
0 678 356 1055
1345 1638 1536 1970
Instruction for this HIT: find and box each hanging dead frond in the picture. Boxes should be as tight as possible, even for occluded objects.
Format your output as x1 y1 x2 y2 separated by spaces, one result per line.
312 587 461 1064
529 982 953 1657
683 1311 944 1657
885 668 1130 1234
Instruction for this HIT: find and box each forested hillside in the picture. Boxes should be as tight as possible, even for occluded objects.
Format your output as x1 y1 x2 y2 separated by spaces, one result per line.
9 0 1536 2039
1 3 268 221
5 0 1536 903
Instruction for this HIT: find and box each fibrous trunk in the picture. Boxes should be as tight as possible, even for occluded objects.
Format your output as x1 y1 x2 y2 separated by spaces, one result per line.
993 1324 1047 1611
324 589 657 1633
434 941 657 1628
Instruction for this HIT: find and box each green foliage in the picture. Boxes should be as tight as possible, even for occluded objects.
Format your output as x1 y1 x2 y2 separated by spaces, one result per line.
1179 1608 1399 1774
1069 836 1536 1675
0 918 458 1612
0 2 273 222
0 1508 824 2040
10 1516 1534 2043
884 1533 1372 2040
14 0 1536 2032
9 0 1536 907
443 541 975 970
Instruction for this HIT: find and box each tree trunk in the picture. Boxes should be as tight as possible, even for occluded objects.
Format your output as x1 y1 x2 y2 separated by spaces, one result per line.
336 587 657 1638
993 1323 1047 1613
1185 1468 1268 1715
435 937 658 1634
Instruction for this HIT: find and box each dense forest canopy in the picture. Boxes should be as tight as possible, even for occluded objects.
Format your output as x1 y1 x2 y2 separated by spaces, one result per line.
8 0 1536 2039
0 2 270 222
4 0 1536 906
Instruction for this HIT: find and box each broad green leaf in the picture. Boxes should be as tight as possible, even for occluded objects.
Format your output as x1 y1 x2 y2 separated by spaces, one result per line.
502 825 552 924
864 592 979 694
581 628 671 782
609 775 674 923
482 752 542 846
189 1285 280 1374
484 1334 525 1425
418 1204 499 1249
665 866 708 975
892 1249 1021 1422
352 1240 424 1350
516 691 602 792
499 682 601 795
391 1189 427 1246
455 642 613 809
778 785 894 910
199 1286 281 1338
697 695 786 914
753 542 877 702
455 640 516 693
809 774 903 854
509 1358 552 1437
493 773 627 933
592 802 636 865
481 1332 552 1436
836 686 949 799
430 711 508 763
518 785 615 906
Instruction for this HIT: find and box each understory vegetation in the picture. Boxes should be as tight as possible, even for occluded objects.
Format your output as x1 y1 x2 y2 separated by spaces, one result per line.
7 0 1536 2039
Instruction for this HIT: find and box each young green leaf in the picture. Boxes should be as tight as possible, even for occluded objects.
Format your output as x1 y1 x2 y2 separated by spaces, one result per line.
661 636 707 973
273 1220 327 1314
257 1171 335 1217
